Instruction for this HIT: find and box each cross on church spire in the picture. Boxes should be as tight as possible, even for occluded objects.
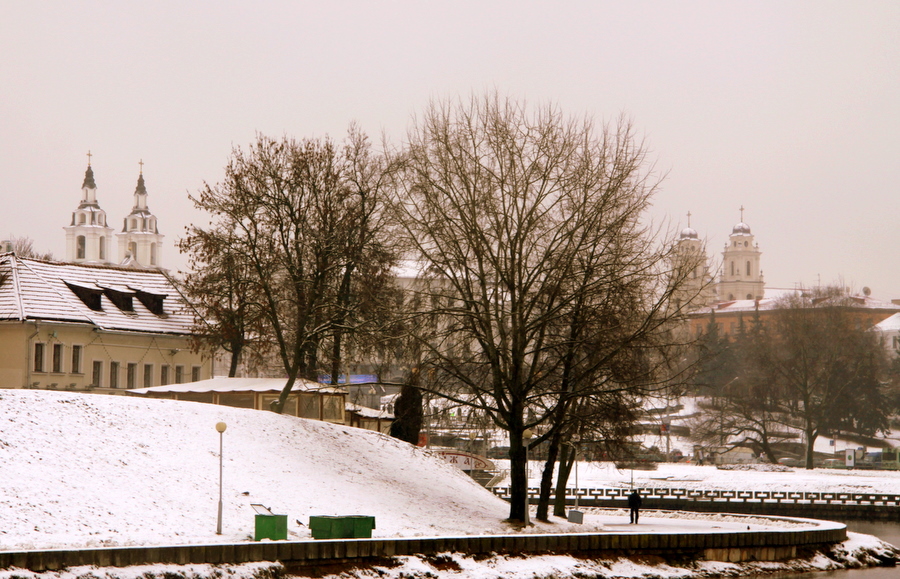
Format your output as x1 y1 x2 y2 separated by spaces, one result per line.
687 211 692 228
740 205 745 222
139 159 144 175
86 150 92 166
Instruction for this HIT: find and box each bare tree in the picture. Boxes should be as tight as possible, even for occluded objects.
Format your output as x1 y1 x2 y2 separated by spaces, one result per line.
392 93 698 522
182 130 399 409
754 288 890 468
178 226 269 377
5 236 54 261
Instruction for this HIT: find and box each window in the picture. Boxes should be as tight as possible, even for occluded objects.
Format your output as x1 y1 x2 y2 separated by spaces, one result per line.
191 366 201 382
161 365 170 386
143 364 153 388
78 213 86 225
175 365 184 384
71 345 82 374
33 343 45 372
730 261 734 275
219 393 254 408
92 361 103 387
130 219 137 230
126 363 136 389
99 237 106 260
109 362 119 388
299 394 319 419
76 236 86 259
322 395 344 422
52 344 63 373
150 243 157 266
746 261 751 276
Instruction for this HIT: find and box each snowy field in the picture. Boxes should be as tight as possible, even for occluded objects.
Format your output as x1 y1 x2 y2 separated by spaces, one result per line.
1 390 897 579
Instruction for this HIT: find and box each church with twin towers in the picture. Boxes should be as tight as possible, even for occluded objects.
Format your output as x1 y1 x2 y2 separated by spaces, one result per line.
64 154 164 269
674 207 765 308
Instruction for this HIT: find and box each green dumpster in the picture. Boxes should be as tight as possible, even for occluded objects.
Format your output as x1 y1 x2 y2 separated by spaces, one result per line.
309 515 375 539
251 503 288 541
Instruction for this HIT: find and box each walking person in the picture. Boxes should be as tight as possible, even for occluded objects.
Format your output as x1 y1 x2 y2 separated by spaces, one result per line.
628 489 642 524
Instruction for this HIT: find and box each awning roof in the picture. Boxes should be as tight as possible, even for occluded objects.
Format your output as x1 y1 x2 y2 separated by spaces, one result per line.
129 376 346 395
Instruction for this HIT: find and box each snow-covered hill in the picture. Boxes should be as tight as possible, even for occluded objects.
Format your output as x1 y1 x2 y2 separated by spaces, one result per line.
0 390 516 551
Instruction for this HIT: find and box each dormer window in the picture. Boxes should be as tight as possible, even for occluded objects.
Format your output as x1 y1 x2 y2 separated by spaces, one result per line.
129 286 167 315
65 280 103 311
98 285 135 312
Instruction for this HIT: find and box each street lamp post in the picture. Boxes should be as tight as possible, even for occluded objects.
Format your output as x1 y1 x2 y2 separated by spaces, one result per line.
522 428 533 526
216 421 227 535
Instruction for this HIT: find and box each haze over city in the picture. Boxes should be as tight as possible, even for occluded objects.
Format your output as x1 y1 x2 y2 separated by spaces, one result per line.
2 2 898 298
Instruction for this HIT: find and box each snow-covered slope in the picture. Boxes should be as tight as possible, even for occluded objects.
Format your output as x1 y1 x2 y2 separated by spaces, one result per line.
0 390 512 551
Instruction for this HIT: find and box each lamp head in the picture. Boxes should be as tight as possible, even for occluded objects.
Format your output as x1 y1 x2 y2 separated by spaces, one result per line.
215 421 227 433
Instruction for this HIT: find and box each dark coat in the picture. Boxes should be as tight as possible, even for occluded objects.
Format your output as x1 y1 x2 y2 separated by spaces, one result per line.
628 491 642 508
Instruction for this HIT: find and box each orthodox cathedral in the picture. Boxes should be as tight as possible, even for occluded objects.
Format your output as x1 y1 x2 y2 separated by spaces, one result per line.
63 157 164 269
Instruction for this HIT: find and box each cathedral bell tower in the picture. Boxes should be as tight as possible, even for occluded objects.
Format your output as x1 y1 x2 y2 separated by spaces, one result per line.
717 206 764 301
116 160 164 268
64 153 115 264
672 212 715 311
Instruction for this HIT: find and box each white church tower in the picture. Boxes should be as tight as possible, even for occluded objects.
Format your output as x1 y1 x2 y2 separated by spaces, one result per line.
718 206 764 301
673 211 715 310
117 161 163 268
64 154 115 265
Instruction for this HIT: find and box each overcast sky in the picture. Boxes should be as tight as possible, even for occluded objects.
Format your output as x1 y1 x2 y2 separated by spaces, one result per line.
2 2 898 299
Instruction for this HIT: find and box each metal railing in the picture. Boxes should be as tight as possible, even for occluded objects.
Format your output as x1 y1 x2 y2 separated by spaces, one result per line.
492 486 900 506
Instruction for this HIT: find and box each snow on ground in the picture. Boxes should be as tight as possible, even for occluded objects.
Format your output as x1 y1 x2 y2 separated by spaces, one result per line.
0 389 521 551
502 459 900 495
1 390 897 579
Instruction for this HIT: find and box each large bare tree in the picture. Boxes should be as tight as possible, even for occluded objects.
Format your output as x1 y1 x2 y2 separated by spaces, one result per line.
392 94 698 522
181 129 399 407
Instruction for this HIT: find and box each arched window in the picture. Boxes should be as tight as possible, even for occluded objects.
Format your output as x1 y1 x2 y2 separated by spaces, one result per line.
730 261 734 275
99 237 106 260
746 293 753 299
78 213 86 225
746 261 751 276
76 236 86 259
150 243 157 266
128 241 137 257
130 219 137 230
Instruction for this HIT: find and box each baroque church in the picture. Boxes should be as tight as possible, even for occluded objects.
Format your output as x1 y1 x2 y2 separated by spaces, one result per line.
63 157 164 269
674 208 765 310
0 157 211 392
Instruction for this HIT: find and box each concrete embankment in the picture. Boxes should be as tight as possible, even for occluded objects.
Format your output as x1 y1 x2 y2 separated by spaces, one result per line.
0 517 846 573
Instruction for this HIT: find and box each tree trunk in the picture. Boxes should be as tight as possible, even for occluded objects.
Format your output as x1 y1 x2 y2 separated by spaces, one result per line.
553 445 576 517
536 432 562 521
228 343 242 377
508 428 528 523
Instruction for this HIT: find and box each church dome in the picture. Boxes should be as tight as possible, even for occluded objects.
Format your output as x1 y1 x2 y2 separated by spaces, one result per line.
732 222 751 235
679 227 699 240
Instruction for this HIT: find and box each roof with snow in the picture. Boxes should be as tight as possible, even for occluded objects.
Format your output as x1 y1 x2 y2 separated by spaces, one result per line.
0 252 195 334
875 313 900 332
693 292 900 316
129 376 346 395
346 401 394 419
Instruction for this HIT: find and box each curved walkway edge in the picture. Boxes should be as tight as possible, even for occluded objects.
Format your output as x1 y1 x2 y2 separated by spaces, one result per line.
0 515 846 573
